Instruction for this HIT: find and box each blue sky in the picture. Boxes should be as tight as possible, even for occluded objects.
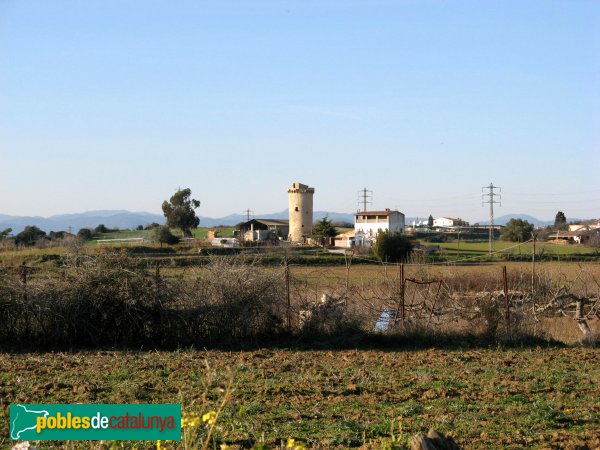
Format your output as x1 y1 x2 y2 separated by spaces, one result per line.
1 0 598 222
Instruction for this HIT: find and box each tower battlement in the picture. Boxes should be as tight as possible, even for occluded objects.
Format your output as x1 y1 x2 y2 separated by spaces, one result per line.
287 183 315 194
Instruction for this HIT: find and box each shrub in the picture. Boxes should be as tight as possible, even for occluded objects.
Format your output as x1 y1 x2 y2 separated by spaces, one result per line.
153 226 180 246
0 253 287 348
501 218 534 242
374 231 413 263
14 226 47 246
187 257 286 342
94 224 109 234
76 228 94 241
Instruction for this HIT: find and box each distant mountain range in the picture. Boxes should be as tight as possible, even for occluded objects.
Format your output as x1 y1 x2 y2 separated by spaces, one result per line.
0 210 357 234
0 210 579 234
0 211 166 234
475 214 580 228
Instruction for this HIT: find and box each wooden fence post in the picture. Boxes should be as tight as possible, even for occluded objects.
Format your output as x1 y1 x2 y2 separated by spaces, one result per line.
284 257 291 330
400 263 405 324
531 233 536 295
575 299 591 338
154 260 161 307
20 262 28 303
503 265 510 335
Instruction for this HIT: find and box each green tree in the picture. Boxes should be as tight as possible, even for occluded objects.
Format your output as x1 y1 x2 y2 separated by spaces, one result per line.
77 228 94 241
15 226 47 246
94 224 109 234
500 218 534 242
153 225 180 247
312 217 339 238
373 231 413 263
162 188 201 237
554 211 567 230
427 215 434 227
0 228 12 240
49 231 66 240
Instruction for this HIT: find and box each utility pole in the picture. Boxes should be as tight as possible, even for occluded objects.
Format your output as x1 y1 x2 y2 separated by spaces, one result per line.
357 187 373 212
243 208 254 221
482 183 501 255
531 231 536 295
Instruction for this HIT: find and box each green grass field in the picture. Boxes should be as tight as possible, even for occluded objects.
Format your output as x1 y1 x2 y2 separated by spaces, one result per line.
87 227 236 242
420 239 598 257
91 229 150 240
192 227 236 239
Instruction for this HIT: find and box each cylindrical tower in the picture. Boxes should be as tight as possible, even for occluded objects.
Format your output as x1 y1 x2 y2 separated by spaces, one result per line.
287 182 315 242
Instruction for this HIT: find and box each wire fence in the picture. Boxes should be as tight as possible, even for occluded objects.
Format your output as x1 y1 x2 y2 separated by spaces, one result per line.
1 252 598 348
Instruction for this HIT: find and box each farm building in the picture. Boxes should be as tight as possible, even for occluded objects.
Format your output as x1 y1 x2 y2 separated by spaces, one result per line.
548 228 599 245
569 222 600 232
433 217 469 228
354 209 405 247
334 230 356 248
237 219 289 242
210 238 240 247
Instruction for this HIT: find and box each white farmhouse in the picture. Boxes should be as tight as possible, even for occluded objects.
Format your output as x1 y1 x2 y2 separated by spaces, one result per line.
433 217 469 228
569 222 600 232
354 209 405 247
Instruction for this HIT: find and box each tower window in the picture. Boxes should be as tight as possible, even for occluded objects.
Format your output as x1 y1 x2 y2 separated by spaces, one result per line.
295 207 299 211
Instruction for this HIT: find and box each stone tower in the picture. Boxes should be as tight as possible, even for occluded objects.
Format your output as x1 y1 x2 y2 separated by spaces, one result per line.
287 182 315 242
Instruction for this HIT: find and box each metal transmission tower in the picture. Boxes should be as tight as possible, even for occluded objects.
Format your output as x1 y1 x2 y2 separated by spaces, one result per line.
482 183 501 254
243 209 254 221
357 187 373 212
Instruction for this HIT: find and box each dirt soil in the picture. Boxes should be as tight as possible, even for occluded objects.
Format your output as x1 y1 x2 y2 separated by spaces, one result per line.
1 347 599 449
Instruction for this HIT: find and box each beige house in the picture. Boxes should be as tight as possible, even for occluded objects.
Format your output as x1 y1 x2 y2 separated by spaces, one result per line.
334 230 356 248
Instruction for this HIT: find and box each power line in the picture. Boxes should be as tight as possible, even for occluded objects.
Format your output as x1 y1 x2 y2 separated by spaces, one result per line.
502 188 600 197
482 183 501 255
242 208 254 221
357 187 373 212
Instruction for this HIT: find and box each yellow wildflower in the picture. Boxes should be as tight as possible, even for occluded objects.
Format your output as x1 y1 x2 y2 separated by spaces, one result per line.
286 438 307 450
220 445 231 450
181 412 201 428
202 410 217 425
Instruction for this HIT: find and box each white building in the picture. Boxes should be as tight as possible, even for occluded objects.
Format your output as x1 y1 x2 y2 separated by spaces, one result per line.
433 217 469 228
569 222 600 232
354 209 405 246
411 219 430 227
210 238 240 248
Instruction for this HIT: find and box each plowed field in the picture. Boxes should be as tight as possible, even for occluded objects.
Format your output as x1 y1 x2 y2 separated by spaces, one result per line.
1 347 599 449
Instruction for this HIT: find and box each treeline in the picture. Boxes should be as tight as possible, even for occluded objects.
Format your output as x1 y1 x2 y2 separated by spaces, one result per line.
0 223 165 248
